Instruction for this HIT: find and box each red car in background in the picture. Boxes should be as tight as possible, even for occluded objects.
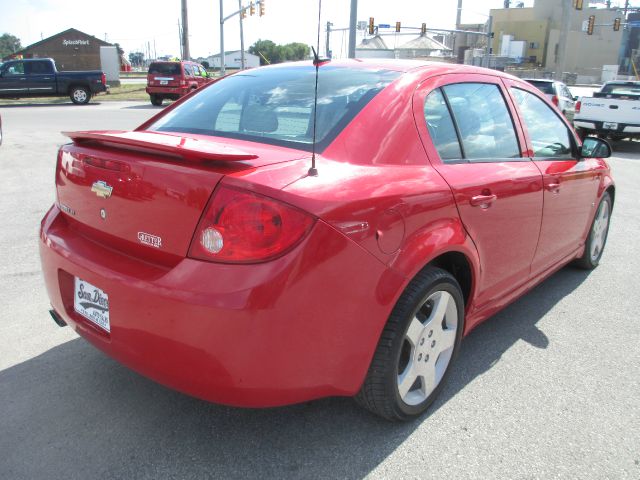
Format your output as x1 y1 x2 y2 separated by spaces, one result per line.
145 60 211 106
40 61 614 421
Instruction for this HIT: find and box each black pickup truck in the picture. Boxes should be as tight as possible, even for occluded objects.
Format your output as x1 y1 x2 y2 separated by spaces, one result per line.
0 58 108 104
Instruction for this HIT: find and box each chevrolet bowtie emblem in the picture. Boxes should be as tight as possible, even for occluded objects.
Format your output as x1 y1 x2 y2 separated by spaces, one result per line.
91 180 113 199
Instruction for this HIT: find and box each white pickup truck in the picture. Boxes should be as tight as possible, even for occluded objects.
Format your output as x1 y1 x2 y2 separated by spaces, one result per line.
574 81 640 141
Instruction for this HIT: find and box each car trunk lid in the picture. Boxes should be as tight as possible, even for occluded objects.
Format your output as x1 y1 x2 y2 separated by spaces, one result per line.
56 130 307 264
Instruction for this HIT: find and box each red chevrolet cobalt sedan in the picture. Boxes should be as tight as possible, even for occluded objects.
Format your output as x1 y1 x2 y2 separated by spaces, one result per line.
40 60 614 420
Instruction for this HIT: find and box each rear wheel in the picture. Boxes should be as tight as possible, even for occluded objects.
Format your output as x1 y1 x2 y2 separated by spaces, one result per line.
150 94 163 106
355 267 464 421
574 192 612 269
575 127 587 142
70 86 91 104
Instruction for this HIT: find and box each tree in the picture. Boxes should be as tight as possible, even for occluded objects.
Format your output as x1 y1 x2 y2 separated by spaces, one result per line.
201 61 210 69
128 51 145 67
0 33 22 58
249 39 310 65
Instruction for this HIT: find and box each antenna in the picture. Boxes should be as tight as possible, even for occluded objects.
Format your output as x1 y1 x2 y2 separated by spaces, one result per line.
308 0 323 177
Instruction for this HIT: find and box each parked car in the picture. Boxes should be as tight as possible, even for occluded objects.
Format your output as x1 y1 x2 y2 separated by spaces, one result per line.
40 61 614 421
0 58 108 104
523 78 577 120
146 60 212 106
574 81 640 141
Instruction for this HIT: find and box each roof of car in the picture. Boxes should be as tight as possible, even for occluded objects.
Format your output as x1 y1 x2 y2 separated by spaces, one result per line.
261 59 523 80
523 78 556 83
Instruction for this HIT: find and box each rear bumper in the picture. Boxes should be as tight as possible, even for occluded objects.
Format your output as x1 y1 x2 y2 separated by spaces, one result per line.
39 205 402 407
574 119 640 136
146 86 189 96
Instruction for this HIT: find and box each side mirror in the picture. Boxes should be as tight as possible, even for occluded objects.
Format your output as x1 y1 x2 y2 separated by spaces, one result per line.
580 137 611 159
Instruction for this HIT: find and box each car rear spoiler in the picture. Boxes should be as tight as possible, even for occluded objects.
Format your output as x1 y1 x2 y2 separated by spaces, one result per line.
62 130 259 162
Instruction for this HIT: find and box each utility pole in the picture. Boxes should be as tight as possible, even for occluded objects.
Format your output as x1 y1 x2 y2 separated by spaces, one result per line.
326 21 333 58
348 0 357 58
555 0 571 81
178 19 183 59
238 0 246 69
181 0 190 60
220 0 225 74
485 15 493 67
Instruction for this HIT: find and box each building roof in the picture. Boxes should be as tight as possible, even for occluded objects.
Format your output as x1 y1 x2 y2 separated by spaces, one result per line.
356 35 390 50
13 28 113 55
397 35 451 51
208 50 259 59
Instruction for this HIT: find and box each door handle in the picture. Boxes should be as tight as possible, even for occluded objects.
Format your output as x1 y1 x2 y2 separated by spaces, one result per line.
547 182 560 194
470 194 497 208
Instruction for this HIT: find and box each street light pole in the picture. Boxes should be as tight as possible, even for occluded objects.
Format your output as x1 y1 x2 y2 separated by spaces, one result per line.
219 0 225 75
348 0 357 58
555 0 571 81
238 0 246 69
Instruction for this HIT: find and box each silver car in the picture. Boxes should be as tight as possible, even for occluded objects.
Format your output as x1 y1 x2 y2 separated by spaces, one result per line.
523 79 577 121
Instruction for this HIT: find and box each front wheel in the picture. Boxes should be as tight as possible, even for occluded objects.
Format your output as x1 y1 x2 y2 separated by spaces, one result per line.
355 267 464 421
574 192 612 269
70 86 91 104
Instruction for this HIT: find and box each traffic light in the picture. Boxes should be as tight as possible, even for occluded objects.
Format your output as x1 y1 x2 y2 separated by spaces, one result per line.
241 7 247 19
369 17 375 35
395 21 401 33
575 0 583 10
250 1 255 15
587 15 595 35
259 0 265 16
421 23 426 35
613 17 621 31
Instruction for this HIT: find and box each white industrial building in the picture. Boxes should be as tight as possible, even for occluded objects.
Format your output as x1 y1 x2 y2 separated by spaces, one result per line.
206 51 260 69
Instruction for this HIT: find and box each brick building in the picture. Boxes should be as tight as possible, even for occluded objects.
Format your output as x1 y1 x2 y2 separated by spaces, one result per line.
4 28 113 71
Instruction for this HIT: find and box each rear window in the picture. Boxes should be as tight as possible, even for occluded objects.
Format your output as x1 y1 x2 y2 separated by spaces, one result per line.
148 63 181 76
148 65 400 152
600 83 640 98
526 80 554 95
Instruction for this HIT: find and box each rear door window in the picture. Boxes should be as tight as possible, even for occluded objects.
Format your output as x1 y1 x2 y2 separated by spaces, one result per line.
441 83 520 160
424 89 462 161
26 61 54 75
511 88 574 159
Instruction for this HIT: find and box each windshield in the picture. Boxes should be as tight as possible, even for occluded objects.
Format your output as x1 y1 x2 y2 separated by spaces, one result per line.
526 81 554 95
148 65 400 152
148 62 181 76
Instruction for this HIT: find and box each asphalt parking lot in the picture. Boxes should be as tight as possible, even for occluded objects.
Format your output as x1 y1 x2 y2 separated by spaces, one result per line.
0 101 639 480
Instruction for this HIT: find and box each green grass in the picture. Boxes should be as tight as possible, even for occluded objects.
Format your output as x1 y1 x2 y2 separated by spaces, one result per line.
0 84 150 105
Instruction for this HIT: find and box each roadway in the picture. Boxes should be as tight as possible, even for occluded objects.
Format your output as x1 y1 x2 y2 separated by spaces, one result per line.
0 101 638 479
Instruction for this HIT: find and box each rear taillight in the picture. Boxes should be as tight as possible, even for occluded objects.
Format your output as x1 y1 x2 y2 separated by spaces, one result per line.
188 186 315 263
101 73 106 85
180 79 187 86
551 95 559 106
575 100 581 113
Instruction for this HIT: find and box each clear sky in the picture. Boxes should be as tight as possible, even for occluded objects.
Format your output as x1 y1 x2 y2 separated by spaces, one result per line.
1 0 626 60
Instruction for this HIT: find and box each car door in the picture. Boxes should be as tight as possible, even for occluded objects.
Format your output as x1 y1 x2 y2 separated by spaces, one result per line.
414 74 544 309
0 61 28 96
506 80 600 276
26 60 56 94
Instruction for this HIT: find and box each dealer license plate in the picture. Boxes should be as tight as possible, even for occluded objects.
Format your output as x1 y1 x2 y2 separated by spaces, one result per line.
74 277 110 332
603 122 618 130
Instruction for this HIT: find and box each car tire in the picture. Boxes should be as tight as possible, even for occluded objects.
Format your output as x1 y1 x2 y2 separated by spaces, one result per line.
574 192 612 270
70 86 91 105
150 94 163 106
355 266 464 421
